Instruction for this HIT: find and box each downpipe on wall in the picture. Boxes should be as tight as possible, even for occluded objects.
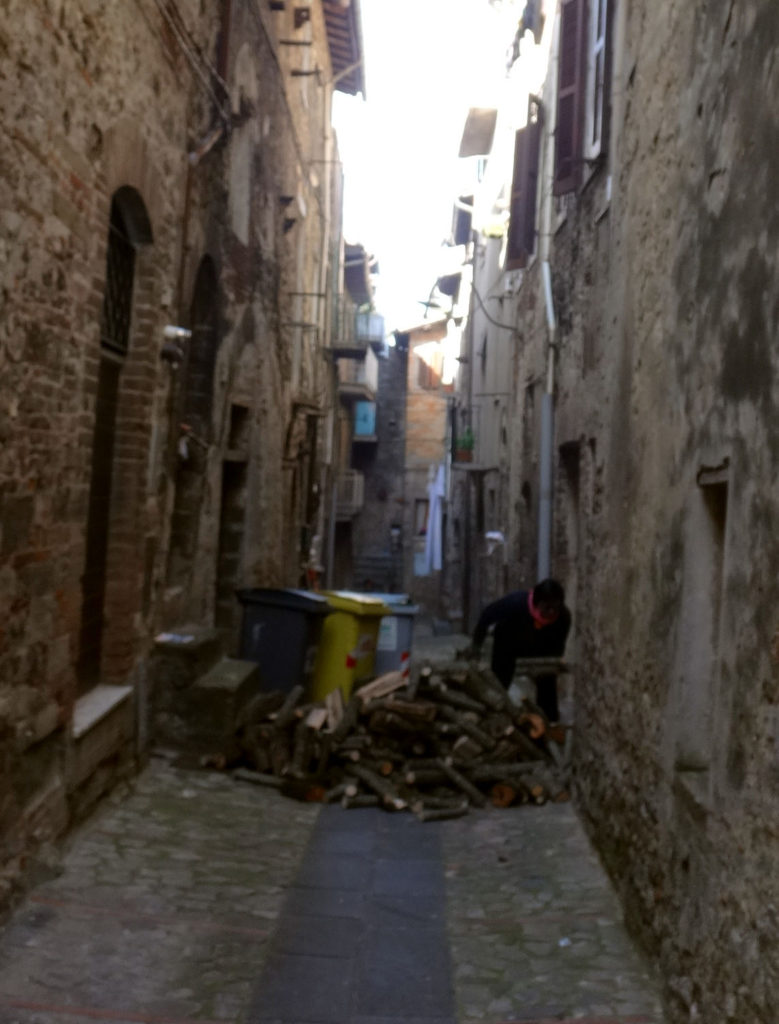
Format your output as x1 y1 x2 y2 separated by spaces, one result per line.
538 260 556 580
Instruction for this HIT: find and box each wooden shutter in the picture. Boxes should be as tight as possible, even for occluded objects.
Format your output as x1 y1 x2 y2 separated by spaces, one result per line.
506 108 543 270
554 0 588 195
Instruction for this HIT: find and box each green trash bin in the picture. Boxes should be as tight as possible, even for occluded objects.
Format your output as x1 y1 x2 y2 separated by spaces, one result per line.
236 588 331 694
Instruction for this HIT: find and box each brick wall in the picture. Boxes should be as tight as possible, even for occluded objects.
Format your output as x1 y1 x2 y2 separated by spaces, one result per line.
0 0 343 911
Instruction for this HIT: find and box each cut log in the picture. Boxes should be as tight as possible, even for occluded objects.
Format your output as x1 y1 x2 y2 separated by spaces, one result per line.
369 709 429 739
410 794 467 813
269 729 291 776
273 685 306 730
338 734 373 751
232 768 284 789
236 690 286 729
355 670 405 704
325 688 345 731
330 696 359 744
489 782 518 808
437 705 495 750
518 711 546 739
513 657 572 677
304 706 329 731
325 779 360 802
404 768 448 787
369 697 438 722
342 793 381 809
427 682 486 714
451 735 484 763
470 761 550 783
483 711 516 739
460 666 508 711
281 778 327 802
350 764 407 811
405 668 422 701
414 802 469 822
437 758 487 808
290 721 314 777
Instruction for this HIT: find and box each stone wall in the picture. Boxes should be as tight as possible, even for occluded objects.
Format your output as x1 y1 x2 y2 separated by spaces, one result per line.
525 1 779 1020
0 0 343 912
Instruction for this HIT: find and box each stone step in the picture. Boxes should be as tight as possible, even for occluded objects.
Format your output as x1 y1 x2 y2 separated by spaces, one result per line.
152 654 260 757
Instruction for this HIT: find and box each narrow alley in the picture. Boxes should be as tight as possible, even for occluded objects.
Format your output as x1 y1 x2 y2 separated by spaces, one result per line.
1 1 777 1022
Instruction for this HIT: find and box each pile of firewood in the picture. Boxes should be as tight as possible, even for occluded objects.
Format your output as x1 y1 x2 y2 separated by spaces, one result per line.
230 661 571 821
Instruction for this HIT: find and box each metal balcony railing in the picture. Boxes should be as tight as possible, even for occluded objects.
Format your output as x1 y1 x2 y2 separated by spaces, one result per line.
355 311 385 346
336 469 364 518
331 297 385 356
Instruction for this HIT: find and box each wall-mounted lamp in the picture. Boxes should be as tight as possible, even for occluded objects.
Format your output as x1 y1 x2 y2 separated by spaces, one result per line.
161 324 192 367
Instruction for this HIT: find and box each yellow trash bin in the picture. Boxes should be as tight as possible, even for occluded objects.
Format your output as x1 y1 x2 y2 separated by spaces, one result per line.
311 591 390 701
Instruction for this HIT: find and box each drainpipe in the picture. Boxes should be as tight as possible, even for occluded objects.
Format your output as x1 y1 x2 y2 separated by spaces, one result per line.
537 260 556 580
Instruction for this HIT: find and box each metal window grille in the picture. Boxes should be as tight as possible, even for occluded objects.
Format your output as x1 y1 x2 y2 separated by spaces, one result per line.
100 200 136 356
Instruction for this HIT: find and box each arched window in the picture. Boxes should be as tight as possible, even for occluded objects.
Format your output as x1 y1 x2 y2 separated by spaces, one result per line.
78 188 152 691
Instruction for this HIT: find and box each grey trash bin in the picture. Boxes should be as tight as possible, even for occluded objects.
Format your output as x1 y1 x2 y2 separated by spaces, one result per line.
362 593 420 676
236 588 331 694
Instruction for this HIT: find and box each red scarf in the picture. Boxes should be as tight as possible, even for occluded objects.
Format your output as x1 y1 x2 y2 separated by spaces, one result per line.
528 590 559 630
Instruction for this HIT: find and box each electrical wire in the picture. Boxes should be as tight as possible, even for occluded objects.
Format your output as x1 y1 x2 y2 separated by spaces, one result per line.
151 0 230 121
470 281 517 331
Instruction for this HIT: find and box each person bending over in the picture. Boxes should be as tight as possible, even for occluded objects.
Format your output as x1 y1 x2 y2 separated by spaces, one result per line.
471 578 571 722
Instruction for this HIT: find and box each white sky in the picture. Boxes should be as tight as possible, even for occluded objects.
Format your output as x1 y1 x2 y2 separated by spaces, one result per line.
332 0 511 332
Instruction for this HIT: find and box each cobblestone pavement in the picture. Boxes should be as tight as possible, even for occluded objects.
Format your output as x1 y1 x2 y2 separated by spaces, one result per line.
0 754 666 1024
0 760 319 1024
440 806 665 1024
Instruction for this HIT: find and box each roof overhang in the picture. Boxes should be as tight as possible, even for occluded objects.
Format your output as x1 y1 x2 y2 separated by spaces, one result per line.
458 107 498 157
344 242 374 305
323 0 365 97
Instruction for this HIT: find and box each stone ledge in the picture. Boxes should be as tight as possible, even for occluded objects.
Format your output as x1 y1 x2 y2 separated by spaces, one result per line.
70 685 135 791
72 685 132 740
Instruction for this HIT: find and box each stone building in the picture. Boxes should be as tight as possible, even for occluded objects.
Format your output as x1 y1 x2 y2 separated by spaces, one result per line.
0 0 364 910
450 0 778 1020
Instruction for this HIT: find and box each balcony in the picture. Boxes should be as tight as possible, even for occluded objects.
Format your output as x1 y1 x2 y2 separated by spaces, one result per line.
337 346 379 400
336 469 364 519
331 297 385 357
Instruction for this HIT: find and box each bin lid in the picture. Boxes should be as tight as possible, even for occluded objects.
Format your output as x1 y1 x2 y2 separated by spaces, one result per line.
359 591 411 606
322 590 391 616
235 588 331 614
382 604 420 618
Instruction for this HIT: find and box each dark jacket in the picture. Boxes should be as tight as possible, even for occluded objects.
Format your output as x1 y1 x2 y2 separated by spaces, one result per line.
473 589 571 686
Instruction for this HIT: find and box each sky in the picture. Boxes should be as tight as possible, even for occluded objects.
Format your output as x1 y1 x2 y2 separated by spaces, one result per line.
332 0 510 332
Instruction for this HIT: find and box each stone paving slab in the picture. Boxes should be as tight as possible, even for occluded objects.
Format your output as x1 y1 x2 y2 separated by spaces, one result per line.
246 805 455 1024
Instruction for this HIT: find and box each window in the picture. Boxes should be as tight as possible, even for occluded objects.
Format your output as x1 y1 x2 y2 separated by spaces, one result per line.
584 0 609 160
506 99 543 269
554 0 613 193
674 467 729 782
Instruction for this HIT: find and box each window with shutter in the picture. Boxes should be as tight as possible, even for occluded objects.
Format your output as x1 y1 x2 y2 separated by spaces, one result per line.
554 0 588 195
584 0 614 161
506 100 543 270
